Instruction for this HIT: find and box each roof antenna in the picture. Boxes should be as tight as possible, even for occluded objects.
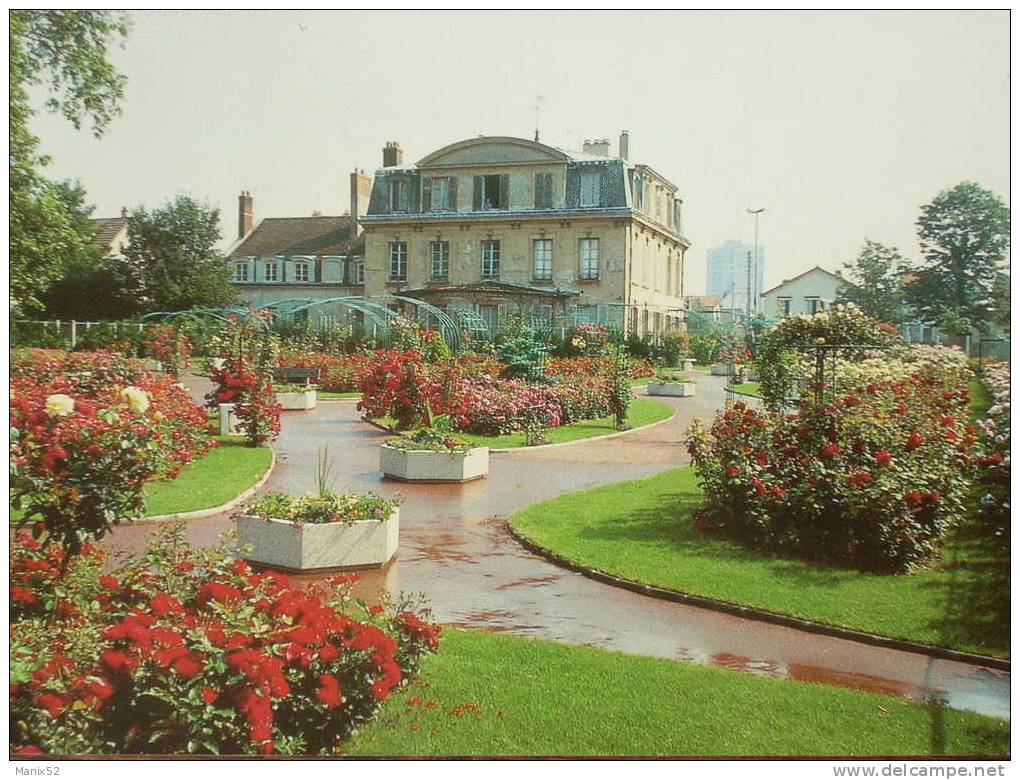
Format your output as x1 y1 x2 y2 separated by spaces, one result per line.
533 94 544 142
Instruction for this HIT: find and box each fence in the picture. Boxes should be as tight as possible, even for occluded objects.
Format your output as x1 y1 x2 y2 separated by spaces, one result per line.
13 320 148 349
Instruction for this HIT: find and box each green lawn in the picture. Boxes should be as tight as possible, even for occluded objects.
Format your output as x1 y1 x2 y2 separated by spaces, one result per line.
510 466 1009 657
450 399 672 449
729 381 761 397
142 437 272 516
317 390 360 399
968 375 992 420
347 629 1008 757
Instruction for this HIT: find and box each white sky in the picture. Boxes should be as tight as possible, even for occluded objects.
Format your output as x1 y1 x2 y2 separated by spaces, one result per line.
28 9 1009 295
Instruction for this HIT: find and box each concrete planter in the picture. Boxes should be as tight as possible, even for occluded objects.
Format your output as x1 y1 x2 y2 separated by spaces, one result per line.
681 359 696 371
142 358 163 372
744 368 759 382
236 508 399 571
218 403 240 436
276 389 317 410
710 363 739 376
379 444 489 483
647 381 696 397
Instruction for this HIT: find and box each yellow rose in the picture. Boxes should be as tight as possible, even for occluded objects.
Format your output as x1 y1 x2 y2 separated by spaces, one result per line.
45 394 75 417
121 386 150 415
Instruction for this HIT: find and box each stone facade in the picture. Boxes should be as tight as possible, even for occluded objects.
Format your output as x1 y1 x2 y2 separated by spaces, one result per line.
361 134 689 336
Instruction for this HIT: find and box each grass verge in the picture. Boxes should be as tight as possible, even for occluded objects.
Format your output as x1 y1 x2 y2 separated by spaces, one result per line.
317 390 361 399
729 381 761 397
143 437 272 516
509 466 1009 657
347 629 1008 757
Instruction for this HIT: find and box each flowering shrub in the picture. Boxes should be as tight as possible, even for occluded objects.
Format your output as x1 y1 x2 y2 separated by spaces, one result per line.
974 362 1010 543
656 331 692 366
12 349 146 394
277 351 375 393
718 344 752 365
687 369 975 572
74 321 144 355
564 323 611 357
206 358 281 447
10 369 213 554
756 303 901 411
10 528 439 755
141 324 192 373
357 350 431 429
546 356 653 380
243 491 397 525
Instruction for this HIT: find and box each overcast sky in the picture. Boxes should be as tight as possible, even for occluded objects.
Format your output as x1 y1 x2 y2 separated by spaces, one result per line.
29 10 1009 294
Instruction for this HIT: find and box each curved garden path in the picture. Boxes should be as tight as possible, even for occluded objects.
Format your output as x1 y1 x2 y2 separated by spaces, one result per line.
106 372 1009 720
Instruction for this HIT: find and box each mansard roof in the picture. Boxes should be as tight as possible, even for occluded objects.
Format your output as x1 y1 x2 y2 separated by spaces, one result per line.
416 136 572 168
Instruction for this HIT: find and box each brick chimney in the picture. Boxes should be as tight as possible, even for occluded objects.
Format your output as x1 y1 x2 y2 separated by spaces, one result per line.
383 141 403 168
619 130 629 161
350 169 373 237
238 191 254 239
120 206 128 219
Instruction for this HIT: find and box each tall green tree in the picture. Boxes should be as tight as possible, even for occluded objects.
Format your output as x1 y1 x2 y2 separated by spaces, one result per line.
121 196 236 313
9 10 128 314
906 182 1010 334
836 240 912 324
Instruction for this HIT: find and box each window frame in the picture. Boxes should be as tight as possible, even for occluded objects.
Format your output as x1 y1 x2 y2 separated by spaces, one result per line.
294 261 310 283
481 239 501 280
388 180 404 212
388 242 408 281
351 258 365 284
232 262 249 282
264 261 279 282
532 238 553 281
578 237 600 280
430 240 450 280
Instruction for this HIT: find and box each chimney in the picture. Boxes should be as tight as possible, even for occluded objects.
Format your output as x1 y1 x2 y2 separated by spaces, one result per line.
619 130 629 161
120 206 128 219
350 168 373 237
238 191 254 239
582 139 610 157
383 141 403 168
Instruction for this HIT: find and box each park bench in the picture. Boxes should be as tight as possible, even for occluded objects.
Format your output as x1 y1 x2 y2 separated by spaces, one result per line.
271 367 321 386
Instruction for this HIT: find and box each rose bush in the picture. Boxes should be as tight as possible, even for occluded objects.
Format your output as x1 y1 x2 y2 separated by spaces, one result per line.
974 362 1010 544
10 528 440 756
141 324 192 374
206 358 281 447
10 360 213 554
687 369 975 572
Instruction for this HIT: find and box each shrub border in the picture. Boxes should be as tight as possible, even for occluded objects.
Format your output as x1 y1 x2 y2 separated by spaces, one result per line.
504 521 1010 672
137 448 276 523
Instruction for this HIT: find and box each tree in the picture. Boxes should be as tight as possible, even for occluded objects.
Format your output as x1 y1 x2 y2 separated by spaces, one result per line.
9 10 129 314
907 182 1010 333
836 240 912 324
121 196 237 313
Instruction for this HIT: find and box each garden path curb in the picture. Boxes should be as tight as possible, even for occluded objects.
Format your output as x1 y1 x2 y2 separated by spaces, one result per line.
360 410 677 453
504 522 1011 673
134 448 276 524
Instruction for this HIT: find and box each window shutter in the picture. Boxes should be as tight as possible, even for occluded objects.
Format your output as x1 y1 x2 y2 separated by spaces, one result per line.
422 178 432 211
473 176 483 211
499 174 510 208
543 173 553 208
399 178 409 212
448 177 458 212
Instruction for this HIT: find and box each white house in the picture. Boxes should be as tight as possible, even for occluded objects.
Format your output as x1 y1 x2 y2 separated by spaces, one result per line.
760 266 842 319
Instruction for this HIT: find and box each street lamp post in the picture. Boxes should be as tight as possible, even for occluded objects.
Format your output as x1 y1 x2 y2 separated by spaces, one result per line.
747 207 765 316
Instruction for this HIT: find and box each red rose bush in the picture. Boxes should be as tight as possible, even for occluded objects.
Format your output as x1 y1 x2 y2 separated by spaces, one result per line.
687 369 975 572
10 528 440 755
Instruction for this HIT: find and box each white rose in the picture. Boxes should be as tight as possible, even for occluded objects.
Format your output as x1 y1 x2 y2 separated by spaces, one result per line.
121 386 150 415
45 394 75 417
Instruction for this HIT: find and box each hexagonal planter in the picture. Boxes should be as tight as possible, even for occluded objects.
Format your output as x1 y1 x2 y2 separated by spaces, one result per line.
710 363 739 376
276 388 317 410
379 444 489 483
647 381 696 397
236 507 399 572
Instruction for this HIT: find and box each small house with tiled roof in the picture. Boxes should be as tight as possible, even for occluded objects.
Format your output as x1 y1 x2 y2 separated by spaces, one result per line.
91 208 130 260
228 171 373 308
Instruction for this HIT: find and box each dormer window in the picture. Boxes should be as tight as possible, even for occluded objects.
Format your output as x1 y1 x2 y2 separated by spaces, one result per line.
473 174 509 211
580 170 599 207
388 180 405 212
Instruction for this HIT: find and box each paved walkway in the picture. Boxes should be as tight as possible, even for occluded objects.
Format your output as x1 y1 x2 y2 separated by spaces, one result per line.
106 372 1009 720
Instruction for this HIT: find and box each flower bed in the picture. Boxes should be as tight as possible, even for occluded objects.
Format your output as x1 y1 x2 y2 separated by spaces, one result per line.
238 492 400 570
974 362 1010 544
9 528 438 755
206 358 281 446
687 369 975 572
277 351 376 394
380 427 489 483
